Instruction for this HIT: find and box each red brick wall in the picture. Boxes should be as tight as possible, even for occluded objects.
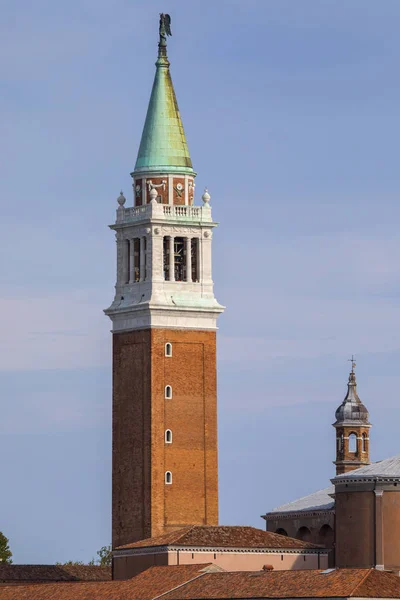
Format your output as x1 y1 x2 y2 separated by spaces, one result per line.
112 328 218 549
335 491 375 567
383 491 400 570
335 426 370 475
133 176 195 206
112 330 152 548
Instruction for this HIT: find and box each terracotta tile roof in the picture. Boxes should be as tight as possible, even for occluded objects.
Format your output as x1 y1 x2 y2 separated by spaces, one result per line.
0 566 399 599
0 564 214 599
115 525 323 551
0 564 111 583
160 568 400 599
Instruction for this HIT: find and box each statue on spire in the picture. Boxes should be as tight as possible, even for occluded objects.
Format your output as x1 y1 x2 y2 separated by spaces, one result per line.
159 13 172 47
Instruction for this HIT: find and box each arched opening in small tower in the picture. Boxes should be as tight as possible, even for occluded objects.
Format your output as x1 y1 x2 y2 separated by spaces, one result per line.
318 524 334 548
275 528 288 537
362 433 367 452
349 432 357 453
296 526 312 542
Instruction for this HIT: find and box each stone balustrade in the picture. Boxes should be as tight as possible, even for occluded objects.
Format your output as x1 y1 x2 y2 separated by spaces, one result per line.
116 202 211 224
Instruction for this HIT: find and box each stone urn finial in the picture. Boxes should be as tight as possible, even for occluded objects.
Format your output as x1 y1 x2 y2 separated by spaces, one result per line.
117 190 126 207
149 187 158 204
202 188 211 205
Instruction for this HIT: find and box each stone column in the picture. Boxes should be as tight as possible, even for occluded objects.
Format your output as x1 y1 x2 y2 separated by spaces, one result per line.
375 489 384 570
184 175 189 206
186 237 192 282
129 239 135 283
140 237 146 281
169 236 175 282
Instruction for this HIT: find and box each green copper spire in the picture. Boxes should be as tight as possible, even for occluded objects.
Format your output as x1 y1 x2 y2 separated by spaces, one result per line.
134 14 194 176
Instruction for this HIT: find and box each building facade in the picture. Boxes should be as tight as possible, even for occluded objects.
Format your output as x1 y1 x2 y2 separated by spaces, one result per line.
112 526 328 580
262 365 370 566
105 16 224 549
333 456 400 571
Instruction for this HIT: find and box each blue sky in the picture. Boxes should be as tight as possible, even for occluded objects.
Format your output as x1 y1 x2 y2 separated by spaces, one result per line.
2 0 400 563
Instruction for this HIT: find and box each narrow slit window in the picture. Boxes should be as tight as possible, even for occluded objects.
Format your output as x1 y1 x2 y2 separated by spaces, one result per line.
125 239 130 284
134 238 140 282
191 238 199 282
165 343 172 357
165 385 172 399
165 471 172 484
163 236 169 281
165 429 172 444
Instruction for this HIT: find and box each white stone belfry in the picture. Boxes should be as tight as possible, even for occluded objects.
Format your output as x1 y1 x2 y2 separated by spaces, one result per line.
104 189 224 332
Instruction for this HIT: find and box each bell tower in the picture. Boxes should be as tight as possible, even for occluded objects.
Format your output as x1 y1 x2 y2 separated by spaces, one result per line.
105 15 224 549
333 359 371 476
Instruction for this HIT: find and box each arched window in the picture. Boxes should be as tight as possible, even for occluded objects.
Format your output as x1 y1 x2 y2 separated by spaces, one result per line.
318 524 334 548
337 436 342 453
362 433 367 452
165 343 172 357
275 528 288 537
165 471 172 484
165 429 172 444
296 526 312 542
349 433 357 453
165 385 172 399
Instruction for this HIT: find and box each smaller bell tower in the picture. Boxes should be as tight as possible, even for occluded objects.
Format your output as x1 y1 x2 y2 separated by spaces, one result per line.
333 358 371 476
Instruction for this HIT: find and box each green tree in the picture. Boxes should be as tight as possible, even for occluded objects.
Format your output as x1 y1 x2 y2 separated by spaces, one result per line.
96 545 112 567
56 546 111 567
0 532 13 564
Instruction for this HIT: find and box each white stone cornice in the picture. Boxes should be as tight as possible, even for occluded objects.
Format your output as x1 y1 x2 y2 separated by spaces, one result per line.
112 545 328 558
262 509 334 520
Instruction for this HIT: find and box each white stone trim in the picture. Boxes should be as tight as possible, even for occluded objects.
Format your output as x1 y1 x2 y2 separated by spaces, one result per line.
333 475 400 485
184 175 189 205
106 307 223 333
113 545 328 558
142 178 146 206
168 175 173 205
262 509 334 520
